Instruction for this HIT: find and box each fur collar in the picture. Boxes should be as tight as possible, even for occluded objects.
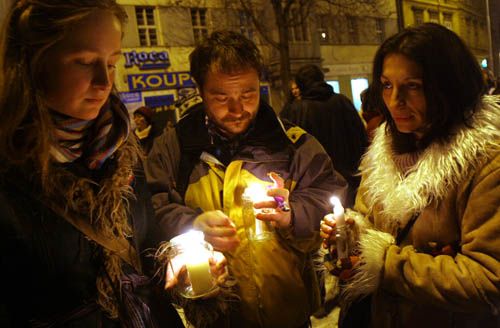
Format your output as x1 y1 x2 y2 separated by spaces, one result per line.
360 95 500 231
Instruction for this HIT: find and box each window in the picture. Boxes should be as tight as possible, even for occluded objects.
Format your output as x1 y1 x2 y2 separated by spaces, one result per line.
413 8 424 25
289 7 309 42
135 6 158 46
239 11 254 41
429 11 439 24
329 18 342 44
326 80 340 93
443 13 452 30
375 18 385 43
347 16 359 44
473 19 478 48
191 8 208 44
318 15 329 43
351 78 369 112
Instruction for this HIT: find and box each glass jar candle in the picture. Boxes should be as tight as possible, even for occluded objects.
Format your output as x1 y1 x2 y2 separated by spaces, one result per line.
167 230 218 298
242 183 274 241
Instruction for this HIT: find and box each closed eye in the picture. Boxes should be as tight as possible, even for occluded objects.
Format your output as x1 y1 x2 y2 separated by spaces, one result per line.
406 82 422 90
215 96 228 103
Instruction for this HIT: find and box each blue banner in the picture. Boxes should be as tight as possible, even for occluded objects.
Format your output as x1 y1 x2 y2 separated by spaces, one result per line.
119 91 142 103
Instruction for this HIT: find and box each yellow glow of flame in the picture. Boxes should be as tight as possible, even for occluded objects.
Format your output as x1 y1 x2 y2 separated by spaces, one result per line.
243 183 267 202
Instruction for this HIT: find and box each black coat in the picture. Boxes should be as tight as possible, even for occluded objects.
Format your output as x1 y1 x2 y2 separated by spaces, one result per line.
281 82 368 207
0 159 184 327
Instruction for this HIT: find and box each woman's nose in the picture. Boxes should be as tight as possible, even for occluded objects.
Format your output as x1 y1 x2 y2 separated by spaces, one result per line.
388 87 405 108
92 63 111 89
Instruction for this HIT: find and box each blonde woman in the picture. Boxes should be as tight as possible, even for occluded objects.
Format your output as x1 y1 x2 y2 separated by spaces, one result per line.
0 1 184 326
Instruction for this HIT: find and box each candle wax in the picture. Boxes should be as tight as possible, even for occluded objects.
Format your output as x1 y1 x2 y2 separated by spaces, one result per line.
186 253 213 295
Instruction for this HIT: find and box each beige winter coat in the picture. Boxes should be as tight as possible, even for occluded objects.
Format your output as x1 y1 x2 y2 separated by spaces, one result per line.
347 96 500 327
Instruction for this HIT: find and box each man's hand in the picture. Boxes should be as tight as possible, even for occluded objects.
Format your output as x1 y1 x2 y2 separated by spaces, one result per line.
193 210 240 252
254 172 292 228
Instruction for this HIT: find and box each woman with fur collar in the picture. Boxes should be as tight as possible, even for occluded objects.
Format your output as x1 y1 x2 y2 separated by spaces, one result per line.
321 23 500 328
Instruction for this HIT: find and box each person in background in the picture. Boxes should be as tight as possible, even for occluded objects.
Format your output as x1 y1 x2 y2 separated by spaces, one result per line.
290 79 301 101
280 79 301 116
360 86 383 143
145 30 346 328
321 23 500 328
482 68 499 95
0 1 188 326
281 64 368 208
133 106 155 154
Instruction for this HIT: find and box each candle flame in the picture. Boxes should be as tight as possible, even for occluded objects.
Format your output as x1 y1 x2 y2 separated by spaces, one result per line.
330 196 341 208
329 196 344 216
170 230 204 248
244 183 268 203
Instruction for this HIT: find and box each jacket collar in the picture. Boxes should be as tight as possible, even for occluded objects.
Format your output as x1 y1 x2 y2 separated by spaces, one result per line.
360 95 500 228
177 101 290 159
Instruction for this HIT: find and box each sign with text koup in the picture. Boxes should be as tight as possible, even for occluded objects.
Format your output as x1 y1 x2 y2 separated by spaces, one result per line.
127 72 195 91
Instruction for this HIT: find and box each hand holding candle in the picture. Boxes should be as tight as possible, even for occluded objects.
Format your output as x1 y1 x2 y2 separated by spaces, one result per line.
330 196 349 262
165 230 219 297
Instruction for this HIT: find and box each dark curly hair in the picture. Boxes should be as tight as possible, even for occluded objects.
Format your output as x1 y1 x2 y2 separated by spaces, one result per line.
189 30 264 89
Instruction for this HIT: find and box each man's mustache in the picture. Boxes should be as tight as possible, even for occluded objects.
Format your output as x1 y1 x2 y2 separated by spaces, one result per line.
222 112 251 122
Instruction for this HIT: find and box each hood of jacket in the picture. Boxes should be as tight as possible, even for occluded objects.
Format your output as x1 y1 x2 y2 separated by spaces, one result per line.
300 81 334 101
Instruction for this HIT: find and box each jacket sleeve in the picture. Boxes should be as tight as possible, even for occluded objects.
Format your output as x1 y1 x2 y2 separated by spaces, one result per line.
144 128 200 241
281 133 348 254
346 155 500 314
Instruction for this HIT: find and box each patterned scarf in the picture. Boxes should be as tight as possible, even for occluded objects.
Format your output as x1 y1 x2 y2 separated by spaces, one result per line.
50 97 130 169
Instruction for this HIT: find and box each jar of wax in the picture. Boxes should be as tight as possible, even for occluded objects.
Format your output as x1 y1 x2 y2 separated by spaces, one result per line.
167 230 218 298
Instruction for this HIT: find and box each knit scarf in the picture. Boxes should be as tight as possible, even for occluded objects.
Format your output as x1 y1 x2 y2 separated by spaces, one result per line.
50 98 130 169
48 97 135 319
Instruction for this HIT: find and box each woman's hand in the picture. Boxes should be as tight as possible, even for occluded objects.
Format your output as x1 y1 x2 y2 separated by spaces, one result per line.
320 209 361 274
320 213 356 249
165 250 228 290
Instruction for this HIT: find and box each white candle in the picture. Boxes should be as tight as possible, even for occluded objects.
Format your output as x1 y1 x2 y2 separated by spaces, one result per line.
330 196 345 227
186 250 213 295
255 218 263 235
329 196 349 261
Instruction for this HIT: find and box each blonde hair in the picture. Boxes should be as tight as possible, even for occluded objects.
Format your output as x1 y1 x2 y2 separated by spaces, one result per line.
0 0 132 319
0 0 127 178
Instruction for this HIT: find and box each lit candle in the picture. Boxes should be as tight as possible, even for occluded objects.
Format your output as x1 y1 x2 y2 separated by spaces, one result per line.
185 250 213 295
243 183 273 240
170 230 214 295
329 196 349 262
330 196 345 226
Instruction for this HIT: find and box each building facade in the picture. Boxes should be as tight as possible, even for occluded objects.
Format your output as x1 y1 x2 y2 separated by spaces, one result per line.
315 1 398 110
116 0 274 127
400 0 490 64
0 0 493 122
